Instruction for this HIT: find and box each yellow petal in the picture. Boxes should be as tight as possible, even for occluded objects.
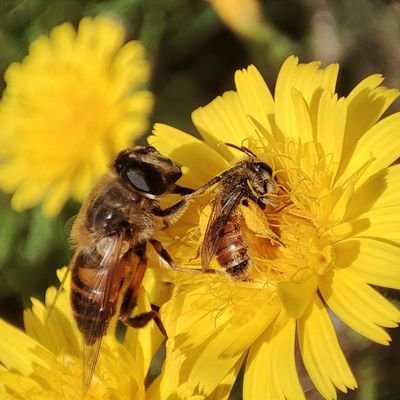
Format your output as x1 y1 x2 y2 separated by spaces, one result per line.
153 335 244 399
209 0 263 37
275 56 338 141
337 75 400 183
0 319 49 376
351 205 400 244
42 174 73 217
206 357 243 400
70 162 94 200
161 279 231 348
345 75 399 139
99 338 146 399
277 270 318 318
244 315 304 400
155 279 279 398
335 238 400 289
343 165 400 220
24 290 80 358
0 371 41 397
164 280 278 356
148 353 243 400
117 91 153 117
331 156 372 222
50 20 75 58
146 345 183 400
191 91 256 161
10 179 48 212
320 269 400 344
183 338 243 396
291 88 313 142
297 295 357 399
220 301 280 357
234 65 275 134
317 90 347 178
336 112 400 188
0 162 25 192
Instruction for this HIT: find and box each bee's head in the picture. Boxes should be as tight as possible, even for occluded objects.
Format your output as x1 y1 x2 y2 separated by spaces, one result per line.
223 143 276 207
114 146 182 196
245 160 276 207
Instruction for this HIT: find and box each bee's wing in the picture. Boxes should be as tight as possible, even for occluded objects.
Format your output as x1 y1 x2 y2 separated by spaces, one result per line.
79 234 126 394
200 187 245 270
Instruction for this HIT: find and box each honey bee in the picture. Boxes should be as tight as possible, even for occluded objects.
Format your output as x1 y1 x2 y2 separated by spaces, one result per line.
184 143 277 280
69 146 193 392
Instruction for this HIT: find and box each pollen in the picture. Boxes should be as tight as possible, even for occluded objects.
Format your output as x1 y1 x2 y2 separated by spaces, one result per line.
244 140 338 288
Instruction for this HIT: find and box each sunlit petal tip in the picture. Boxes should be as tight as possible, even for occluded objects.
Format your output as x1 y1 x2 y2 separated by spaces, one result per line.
283 54 300 68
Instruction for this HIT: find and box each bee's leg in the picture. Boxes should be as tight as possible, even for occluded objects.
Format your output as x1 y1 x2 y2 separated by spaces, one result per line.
119 242 167 337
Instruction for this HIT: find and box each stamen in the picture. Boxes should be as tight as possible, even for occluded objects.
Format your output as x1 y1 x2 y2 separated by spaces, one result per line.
233 140 343 286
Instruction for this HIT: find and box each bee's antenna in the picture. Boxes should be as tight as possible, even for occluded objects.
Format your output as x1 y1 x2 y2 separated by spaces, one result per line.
224 142 256 158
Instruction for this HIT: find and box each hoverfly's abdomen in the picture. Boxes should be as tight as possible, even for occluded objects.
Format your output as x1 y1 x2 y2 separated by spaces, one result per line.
216 217 250 280
70 250 114 345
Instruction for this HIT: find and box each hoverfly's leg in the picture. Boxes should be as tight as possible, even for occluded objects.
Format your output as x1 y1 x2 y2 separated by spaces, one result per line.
122 306 167 337
149 239 177 269
171 185 194 195
155 172 229 218
149 304 167 337
149 238 194 273
119 242 167 337
153 199 187 218
149 238 217 275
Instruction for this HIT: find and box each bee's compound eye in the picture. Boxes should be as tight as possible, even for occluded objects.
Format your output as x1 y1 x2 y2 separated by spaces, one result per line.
125 162 167 195
254 162 273 176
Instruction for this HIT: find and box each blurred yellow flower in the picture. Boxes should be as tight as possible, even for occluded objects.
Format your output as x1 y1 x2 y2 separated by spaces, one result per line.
0 16 153 216
208 0 264 37
0 268 164 399
148 56 400 399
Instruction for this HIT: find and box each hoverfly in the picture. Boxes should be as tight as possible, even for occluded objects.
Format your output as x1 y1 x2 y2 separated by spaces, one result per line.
69 146 192 391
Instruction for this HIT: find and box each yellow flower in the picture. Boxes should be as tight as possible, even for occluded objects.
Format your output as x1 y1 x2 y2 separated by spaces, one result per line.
0 16 153 216
0 268 164 399
148 56 400 399
208 0 264 38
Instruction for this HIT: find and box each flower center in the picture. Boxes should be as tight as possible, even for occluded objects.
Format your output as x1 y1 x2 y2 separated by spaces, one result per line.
245 140 338 285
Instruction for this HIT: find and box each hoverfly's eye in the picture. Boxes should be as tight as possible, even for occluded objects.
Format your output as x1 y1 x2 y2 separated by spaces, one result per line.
125 162 168 195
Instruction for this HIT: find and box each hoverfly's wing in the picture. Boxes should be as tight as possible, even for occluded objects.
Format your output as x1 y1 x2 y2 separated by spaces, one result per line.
45 215 79 323
78 234 126 394
65 213 78 237
45 266 71 324
200 186 245 270
43 210 81 322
